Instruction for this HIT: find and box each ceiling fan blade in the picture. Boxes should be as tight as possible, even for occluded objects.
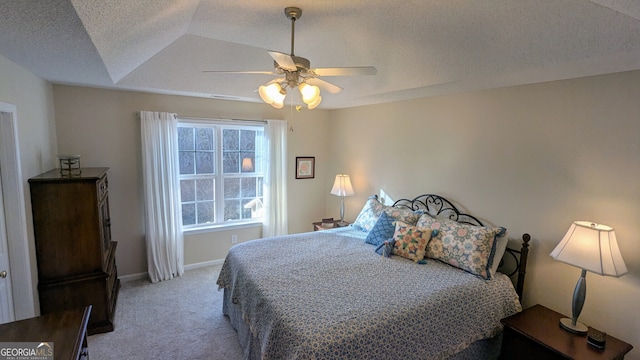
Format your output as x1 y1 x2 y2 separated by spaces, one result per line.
268 51 297 71
312 66 377 77
306 77 342 94
203 70 276 75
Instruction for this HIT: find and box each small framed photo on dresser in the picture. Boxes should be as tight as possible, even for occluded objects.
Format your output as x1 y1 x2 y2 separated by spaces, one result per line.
295 157 315 179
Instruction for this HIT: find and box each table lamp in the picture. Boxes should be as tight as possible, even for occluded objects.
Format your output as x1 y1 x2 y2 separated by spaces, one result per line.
330 174 354 226
550 221 628 334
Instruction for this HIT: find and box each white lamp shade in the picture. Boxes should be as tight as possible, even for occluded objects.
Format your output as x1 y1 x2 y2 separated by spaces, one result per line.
307 95 322 109
271 99 284 109
241 157 253 171
259 83 286 107
299 83 320 104
330 174 354 197
550 221 628 277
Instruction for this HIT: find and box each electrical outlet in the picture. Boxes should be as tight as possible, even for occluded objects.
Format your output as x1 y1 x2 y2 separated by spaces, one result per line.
231 235 238 244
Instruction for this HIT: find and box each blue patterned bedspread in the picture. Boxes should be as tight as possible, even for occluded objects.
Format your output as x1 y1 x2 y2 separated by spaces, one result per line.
216 227 522 360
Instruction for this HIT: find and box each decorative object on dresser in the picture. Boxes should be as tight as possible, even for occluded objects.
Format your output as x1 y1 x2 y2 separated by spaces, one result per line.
57 154 81 176
312 218 350 231
0 306 91 360
329 174 354 226
500 304 633 360
550 221 628 334
29 167 119 335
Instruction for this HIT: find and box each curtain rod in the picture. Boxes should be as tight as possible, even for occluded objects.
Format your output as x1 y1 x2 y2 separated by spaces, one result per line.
176 115 267 124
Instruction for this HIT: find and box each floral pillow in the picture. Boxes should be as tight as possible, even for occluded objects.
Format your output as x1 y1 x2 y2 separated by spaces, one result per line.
352 196 386 232
353 195 423 232
417 214 505 279
391 221 432 262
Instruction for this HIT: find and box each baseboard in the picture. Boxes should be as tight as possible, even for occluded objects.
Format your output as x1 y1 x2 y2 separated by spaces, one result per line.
119 259 226 283
119 272 148 283
184 259 225 270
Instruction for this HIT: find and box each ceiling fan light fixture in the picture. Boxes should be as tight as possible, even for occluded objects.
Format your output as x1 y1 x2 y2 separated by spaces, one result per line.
299 83 321 104
307 95 322 109
259 83 285 105
205 6 376 110
271 99 285 109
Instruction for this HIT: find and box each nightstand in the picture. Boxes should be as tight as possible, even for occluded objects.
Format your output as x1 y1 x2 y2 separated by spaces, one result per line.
312 219 350 231
500 304 633 360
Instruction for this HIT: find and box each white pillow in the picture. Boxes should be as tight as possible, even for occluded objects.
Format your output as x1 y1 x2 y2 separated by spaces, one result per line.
490 230 509 276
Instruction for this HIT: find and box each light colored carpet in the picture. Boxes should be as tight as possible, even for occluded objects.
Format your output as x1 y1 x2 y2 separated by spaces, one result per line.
88 265 243 360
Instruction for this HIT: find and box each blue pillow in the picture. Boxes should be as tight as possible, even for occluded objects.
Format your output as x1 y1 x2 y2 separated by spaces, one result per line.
365 211 396 246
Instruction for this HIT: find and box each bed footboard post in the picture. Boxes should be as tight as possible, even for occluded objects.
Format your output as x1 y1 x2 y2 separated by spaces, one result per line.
516 233 531 302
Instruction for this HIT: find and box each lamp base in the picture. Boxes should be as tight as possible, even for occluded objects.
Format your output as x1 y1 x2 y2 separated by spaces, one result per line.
559 317 588 334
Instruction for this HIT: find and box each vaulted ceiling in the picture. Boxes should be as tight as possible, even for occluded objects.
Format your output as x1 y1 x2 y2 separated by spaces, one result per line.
1 0 639 109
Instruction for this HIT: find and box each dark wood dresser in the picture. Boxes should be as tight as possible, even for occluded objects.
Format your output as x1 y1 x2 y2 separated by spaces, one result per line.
29 167 119 335
0 306 91 360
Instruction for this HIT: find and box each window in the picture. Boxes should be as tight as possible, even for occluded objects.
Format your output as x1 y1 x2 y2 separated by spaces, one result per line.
177 120 265 229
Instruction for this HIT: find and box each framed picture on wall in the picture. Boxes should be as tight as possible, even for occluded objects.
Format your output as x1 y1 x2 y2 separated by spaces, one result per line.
295 157 315 179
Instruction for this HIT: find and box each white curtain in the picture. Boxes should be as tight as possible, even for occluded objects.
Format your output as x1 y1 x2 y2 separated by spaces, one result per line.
140 111 184 283
262 120 288 237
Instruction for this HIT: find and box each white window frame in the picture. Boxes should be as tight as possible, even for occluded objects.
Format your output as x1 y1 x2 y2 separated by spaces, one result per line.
177 118 266 231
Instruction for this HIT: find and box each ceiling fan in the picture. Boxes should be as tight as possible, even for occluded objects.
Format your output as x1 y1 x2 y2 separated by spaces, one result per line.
204 7 377 109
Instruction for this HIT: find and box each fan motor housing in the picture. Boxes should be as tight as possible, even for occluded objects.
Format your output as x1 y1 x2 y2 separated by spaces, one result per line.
273 56 310 74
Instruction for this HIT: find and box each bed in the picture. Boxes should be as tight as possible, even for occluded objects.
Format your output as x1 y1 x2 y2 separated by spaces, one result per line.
217 194 531 359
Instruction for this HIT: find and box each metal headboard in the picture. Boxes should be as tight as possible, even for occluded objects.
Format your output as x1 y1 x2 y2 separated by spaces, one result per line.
390 194 531 302
392 194 485 226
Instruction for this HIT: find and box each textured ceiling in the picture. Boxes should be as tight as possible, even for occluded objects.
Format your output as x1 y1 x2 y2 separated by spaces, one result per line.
1 0 639 109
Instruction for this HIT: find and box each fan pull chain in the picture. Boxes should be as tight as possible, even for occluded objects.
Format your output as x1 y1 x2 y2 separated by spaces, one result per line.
289 94 294 132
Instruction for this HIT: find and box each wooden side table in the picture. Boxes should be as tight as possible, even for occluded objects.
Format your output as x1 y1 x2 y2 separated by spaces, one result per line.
500 304 633 360
0 306 91 360
313 219 350 231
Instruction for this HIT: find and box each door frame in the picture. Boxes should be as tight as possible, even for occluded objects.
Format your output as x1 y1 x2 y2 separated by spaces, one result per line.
0 102 35 320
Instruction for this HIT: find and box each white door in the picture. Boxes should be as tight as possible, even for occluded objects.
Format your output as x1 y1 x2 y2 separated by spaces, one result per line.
0 169 15 323
0 103 34 322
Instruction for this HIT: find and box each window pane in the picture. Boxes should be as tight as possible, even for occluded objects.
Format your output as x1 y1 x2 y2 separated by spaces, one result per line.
257 177 264 197
197 201 214 224
241 198 253 219
224 199 240 220
196 128 213 150
224 178 240 199
182 203 196 226
179 151 195 175
180 180 195 202
241 177 257 198
196 179 214 201
195 151 214 174
223 151 239 174
178 127 194 151
240 130 255 150
241 197 263 219
223 129 239 150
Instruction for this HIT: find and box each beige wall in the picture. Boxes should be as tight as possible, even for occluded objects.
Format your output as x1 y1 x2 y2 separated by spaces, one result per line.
328 70 640 358
0 54 58 316
52 86 332 276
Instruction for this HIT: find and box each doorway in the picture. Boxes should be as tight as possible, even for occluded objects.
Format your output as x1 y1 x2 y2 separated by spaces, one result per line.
0 102 35 322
